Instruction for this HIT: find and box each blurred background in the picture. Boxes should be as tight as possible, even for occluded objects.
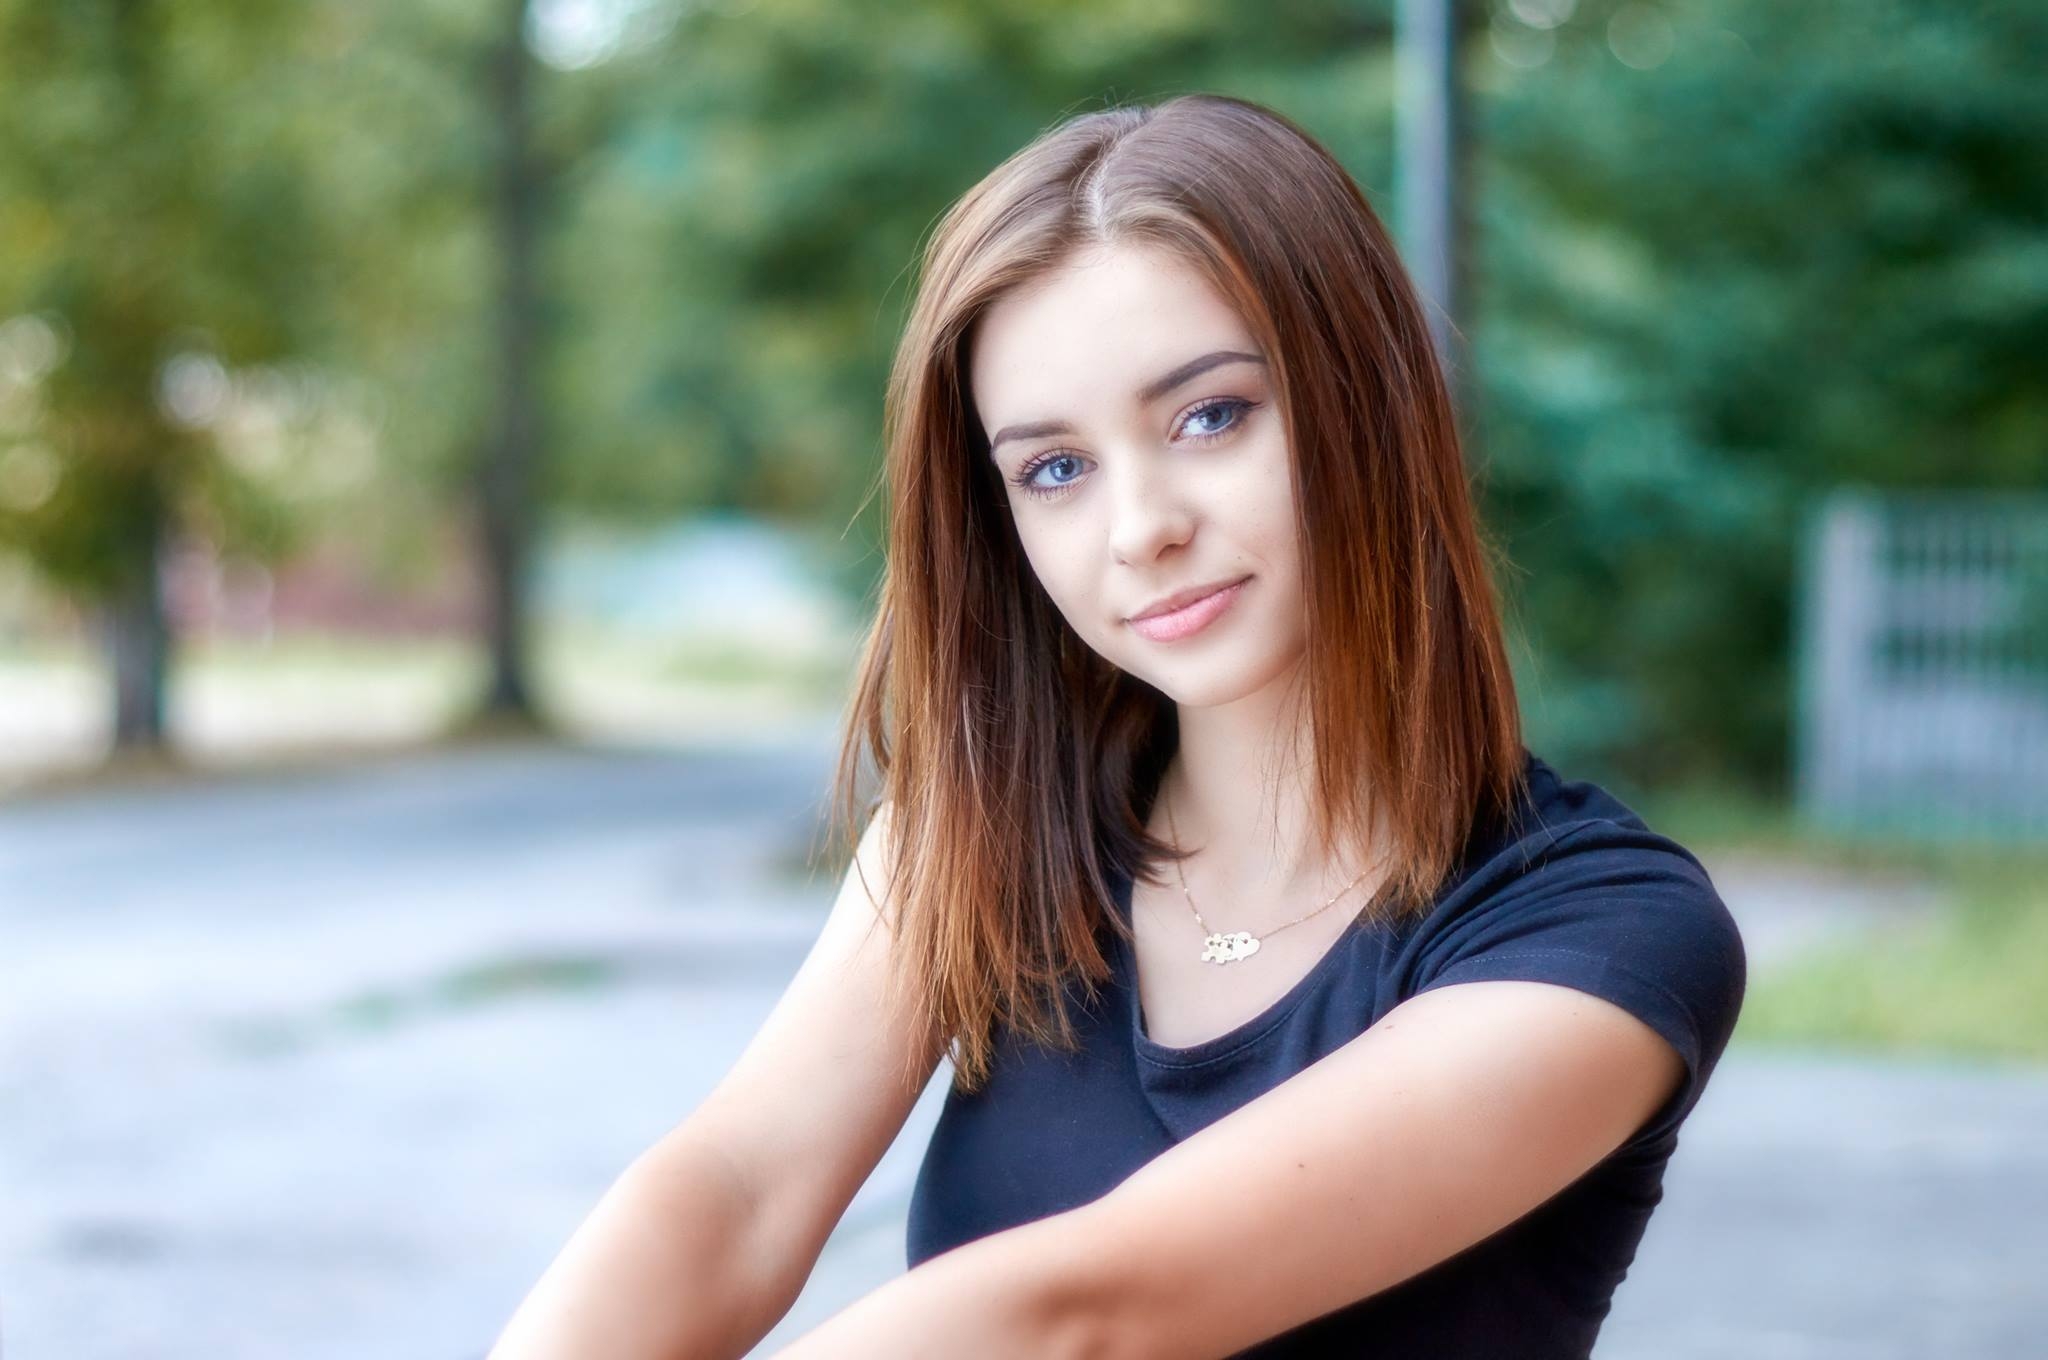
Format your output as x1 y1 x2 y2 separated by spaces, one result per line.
2 0 2043 1356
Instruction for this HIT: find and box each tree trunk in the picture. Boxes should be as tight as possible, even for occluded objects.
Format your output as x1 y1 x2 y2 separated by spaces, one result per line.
104 496 169 750
477 0 543 722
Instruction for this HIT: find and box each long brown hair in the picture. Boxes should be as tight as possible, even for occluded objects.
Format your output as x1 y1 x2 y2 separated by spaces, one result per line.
826 93 1527 1095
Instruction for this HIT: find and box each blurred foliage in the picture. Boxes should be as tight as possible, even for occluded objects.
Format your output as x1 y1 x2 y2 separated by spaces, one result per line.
538 0 1402 558
1 0 2043 789
1471 0 2048 790
0 0 333 594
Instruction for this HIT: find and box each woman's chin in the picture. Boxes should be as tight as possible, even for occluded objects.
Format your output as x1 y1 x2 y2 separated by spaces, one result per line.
1127 653 1297 710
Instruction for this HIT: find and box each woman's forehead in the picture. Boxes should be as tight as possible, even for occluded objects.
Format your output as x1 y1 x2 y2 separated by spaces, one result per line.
970 248 1257 426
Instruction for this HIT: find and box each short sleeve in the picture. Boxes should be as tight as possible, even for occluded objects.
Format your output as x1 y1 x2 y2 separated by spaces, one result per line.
1409 818 1748 1154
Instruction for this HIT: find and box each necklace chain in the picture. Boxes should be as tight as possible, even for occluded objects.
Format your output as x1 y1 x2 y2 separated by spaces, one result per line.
1162 792 1376 965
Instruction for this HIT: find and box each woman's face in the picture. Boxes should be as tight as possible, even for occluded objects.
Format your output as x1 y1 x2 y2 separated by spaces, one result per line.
969 241 1308 707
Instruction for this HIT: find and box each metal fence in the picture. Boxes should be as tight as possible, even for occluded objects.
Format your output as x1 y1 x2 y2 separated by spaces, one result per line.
1797 489 2048 843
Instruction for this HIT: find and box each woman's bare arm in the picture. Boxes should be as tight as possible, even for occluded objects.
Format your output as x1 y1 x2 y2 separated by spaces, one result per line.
486 801 945 1359
487 1129 800 1360
759 1208 1105 1360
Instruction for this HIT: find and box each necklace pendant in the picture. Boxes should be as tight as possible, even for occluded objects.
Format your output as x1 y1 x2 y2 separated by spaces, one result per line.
1200 931 1261 965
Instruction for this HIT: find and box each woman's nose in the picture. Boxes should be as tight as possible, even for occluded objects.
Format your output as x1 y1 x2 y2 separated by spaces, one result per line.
1106 454 1195 565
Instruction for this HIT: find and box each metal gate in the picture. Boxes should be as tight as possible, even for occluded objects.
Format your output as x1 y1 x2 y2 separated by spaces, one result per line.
1796 489 2048 843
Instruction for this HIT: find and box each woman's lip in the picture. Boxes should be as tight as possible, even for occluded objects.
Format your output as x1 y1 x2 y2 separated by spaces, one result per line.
1126 576 1251 642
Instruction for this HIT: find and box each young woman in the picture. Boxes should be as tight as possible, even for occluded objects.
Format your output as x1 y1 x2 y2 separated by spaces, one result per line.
489 92 1747 1360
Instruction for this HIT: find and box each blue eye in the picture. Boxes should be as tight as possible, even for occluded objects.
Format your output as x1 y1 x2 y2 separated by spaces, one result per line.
1021 454 1085 494
1008 398 1257 501
1183 401 1239 438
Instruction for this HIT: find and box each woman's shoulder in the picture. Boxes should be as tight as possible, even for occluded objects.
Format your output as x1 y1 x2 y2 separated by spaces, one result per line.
1488 749 1714 883
1401 749 1750 1154
1367 747 1741 999
1412 749 1745 1030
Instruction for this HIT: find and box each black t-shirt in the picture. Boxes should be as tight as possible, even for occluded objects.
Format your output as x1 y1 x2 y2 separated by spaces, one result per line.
905 748 1748 1358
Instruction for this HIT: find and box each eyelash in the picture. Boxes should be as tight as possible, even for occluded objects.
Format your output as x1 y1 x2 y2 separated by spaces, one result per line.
1008 398 1259 501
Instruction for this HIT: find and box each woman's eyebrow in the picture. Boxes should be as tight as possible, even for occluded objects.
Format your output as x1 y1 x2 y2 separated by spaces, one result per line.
986 349 1266 459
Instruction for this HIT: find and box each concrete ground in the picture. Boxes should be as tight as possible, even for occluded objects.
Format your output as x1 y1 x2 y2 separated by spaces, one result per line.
1 737 2041 1358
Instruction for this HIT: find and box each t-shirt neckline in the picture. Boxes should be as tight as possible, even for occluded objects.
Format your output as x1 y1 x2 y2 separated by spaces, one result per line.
1110 861 1369 1069
1106 751 1548 1069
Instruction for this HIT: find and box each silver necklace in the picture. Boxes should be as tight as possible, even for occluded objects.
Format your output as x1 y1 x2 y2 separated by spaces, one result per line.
1163 793 1377 966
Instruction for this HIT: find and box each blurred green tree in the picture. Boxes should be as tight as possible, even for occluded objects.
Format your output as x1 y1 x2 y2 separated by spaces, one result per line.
539 0 1407 590
545 0 2043 795
0 0 331 747
1470 0 2048 791
0 0 620 745
3 0 2039 796
223 0 652 734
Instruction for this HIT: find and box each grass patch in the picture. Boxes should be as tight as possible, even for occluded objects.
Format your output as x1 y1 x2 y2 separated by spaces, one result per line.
434 953 621 1005
176 632 475 676
1637 779 2032 880
643 636 851 703
1638 783 2048 1063
1737 857 2048 1063
212 951 629 1057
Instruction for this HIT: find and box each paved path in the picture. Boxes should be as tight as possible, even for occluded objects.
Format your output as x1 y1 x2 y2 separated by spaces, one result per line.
0 740 2040 1358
